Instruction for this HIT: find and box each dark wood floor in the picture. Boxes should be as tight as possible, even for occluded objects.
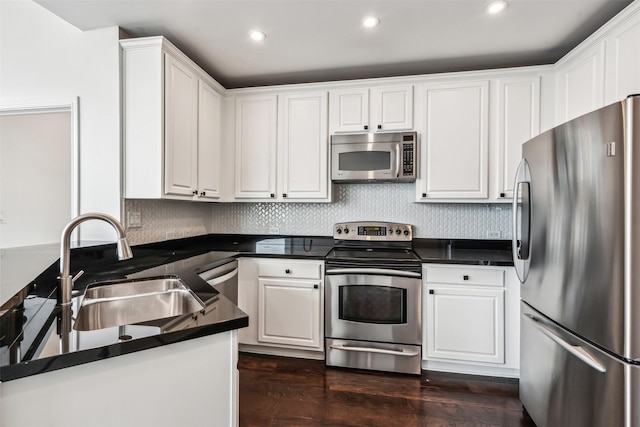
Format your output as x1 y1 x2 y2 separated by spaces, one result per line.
238 353 536 427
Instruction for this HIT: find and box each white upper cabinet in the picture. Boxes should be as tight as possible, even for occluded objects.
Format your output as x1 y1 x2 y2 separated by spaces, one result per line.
329 85 413 133
494 77 540 200
604 16 640 104
415 80 489 201
234 95 278 199
197 80 222 199
234 90 331 202
555 43 605 124
279 92 329 200
121 36 225 201
164 54 199 197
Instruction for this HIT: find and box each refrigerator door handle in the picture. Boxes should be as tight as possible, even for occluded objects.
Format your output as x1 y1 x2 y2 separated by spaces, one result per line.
512 159 532 282
525 313 606 373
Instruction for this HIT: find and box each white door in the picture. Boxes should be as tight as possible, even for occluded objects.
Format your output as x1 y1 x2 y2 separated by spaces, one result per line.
279 92 329 200
164 54 198 197
370 85 413 131
495 77 540 199
426 286 505 364
329 88 369 133
416 80 489 200
258 278 321 349
197 80 221 200
234 95 277 199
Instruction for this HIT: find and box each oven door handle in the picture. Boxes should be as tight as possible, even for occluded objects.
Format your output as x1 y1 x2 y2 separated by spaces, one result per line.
325 268 421 278
329 344 419 357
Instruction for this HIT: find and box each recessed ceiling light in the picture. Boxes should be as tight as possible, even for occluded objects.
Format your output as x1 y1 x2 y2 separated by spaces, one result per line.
362 16 380 28
486 0 508 14
249 30 266 41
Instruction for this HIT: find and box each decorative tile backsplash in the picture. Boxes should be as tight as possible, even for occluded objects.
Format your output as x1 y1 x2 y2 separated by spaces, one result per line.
124 184 512 245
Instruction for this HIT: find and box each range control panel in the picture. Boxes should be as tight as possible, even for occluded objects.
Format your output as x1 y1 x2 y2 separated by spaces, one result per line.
333 221 413 241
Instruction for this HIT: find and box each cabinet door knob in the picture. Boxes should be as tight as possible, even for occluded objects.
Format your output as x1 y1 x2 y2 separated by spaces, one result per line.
364 125 369 130
201 191 206 196
270 193 275 198
422 193 427 198
283 193 287 198
463 275 469 280
192 190 198 195
377 124 382 130
313 284 319 289
285 269 291 274
429 289 434 295
500 192 505 198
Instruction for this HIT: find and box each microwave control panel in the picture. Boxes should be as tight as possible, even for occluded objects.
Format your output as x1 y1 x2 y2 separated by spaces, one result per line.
333 221 413 241
402 143 414 177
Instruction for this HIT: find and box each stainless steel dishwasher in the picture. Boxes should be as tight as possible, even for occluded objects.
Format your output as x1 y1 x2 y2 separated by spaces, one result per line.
198 259 239 305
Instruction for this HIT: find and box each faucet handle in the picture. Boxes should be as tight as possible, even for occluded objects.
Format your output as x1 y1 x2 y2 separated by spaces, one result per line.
72 270 85 284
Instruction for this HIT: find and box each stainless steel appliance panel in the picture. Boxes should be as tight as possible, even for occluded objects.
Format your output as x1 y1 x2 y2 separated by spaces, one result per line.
325 273 421 346
326 338 422 375
199 260 239 305
514 100 630 358
520 301 631 427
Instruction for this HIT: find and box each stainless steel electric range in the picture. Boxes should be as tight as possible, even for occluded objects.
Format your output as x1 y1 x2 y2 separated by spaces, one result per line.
324 221 422 375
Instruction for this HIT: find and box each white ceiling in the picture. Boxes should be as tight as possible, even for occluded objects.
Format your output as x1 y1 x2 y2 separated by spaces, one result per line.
34 0 633 88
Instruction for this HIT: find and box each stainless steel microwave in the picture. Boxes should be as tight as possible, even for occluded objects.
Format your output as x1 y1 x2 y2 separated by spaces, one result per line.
331 131 417 182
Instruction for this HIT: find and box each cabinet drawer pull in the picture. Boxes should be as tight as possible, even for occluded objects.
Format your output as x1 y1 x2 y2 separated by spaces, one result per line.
270 193 275 198
429 289 434 295
285 269 291 274
364 125 369 130
463 275 470 280
377 124 382 130
314 284 319 289
192 190 198 195
422 193 427 198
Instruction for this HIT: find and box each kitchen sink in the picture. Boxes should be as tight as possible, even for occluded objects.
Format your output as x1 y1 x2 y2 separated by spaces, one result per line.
73 276 205 331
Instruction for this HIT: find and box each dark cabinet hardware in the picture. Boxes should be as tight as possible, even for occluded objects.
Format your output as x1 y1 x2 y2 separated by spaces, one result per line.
364 125 369 130
377 124 382 129
270 193 275 198
429 289 434 294
192 190 198 195
422 193 427 198
283 193 287 198
200 191 206 196
285 269 291 274
500 192 505 198
313 284 319 289
463 275 469 280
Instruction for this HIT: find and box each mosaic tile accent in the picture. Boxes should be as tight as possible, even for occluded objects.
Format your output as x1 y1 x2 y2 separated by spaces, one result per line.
125 184 512 245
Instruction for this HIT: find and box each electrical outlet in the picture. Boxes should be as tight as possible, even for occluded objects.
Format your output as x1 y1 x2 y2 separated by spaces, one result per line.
269 227 280 235
486 230 501 239
127 211 142 228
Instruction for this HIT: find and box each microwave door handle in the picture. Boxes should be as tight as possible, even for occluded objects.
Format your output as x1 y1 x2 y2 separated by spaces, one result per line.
395 144 401 177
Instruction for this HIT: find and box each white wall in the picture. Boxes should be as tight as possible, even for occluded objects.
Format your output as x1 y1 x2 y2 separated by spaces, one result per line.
0 0 121 241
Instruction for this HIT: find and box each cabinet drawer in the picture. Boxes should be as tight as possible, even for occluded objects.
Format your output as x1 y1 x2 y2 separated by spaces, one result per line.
425 266 504 287
258 261 322 279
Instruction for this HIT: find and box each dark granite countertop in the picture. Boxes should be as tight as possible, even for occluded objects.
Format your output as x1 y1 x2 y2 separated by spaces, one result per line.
0 234 333 382
414 239 514 266
0 233 510 382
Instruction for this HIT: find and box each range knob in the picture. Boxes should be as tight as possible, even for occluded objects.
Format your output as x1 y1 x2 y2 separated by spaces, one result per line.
336 228 342 234
388 229 394 235
404 230 409 236
344 228 350 234
395 229 401 235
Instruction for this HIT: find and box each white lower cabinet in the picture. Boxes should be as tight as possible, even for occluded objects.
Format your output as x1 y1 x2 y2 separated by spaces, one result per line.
423 264 520 377
237 258 324 359
258 278 321 348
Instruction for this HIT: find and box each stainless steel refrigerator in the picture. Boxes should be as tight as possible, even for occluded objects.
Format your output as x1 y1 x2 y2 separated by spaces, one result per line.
512 95 640 427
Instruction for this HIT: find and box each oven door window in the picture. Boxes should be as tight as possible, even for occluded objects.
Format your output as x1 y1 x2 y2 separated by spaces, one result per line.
338 285 407 324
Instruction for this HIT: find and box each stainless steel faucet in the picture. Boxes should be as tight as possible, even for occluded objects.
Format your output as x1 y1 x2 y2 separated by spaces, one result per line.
58 213 133 306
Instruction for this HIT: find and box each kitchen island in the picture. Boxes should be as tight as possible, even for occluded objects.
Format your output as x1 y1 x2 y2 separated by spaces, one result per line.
0 234 331 427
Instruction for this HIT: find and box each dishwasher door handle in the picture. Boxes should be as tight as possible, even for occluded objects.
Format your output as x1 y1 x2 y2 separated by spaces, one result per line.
205 268 238 286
